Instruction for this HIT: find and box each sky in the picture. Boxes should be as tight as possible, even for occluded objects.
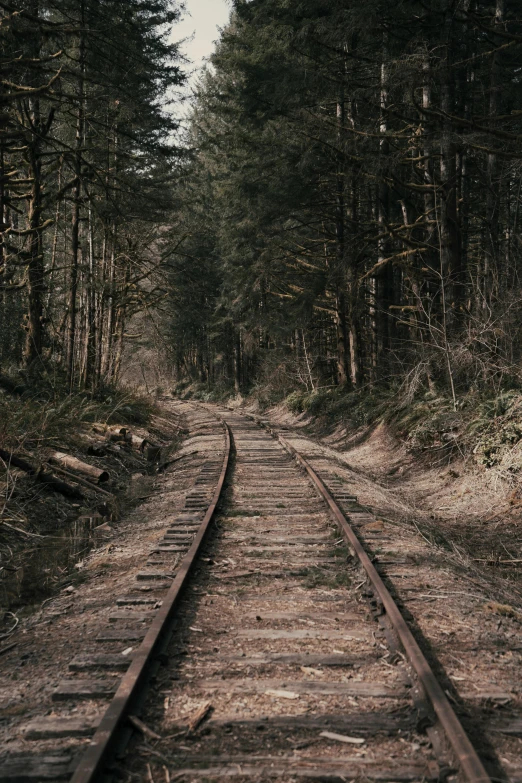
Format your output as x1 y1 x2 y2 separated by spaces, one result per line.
174 0 232 83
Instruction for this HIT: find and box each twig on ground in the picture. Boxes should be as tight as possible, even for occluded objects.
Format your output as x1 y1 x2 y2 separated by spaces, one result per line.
186 700 212 734
128 715 162 741
0 519 44 537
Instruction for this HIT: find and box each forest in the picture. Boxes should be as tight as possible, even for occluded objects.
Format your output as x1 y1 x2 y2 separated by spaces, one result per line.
170 0 522 410
2 5 522 779
0 0 184 391
1 0 522 411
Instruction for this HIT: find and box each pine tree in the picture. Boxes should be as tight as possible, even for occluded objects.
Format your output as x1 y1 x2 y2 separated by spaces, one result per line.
168 0 522 398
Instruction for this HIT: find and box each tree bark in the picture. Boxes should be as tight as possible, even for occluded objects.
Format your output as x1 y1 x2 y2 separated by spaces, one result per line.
234 329 241 393
24 131 45 366
66 1 86 387
23 1 47 368
439 5 463 319
335 71 349 386
484 0 504 302
84 202 97 389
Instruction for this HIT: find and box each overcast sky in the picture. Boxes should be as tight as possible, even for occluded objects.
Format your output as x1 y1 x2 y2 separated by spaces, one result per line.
174 0 232 82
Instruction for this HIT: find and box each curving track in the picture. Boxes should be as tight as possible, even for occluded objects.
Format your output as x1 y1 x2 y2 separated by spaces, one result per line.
1 401 520 782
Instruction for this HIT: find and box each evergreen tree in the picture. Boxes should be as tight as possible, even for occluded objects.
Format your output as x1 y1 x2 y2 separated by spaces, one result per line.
0 0 185 389
168 0 522 400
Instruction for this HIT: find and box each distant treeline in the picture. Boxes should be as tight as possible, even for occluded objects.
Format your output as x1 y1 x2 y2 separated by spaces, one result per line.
170 0 522 402
0 0 183 389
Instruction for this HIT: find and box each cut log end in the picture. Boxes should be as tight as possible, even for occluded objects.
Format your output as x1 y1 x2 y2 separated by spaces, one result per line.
48 451 110 484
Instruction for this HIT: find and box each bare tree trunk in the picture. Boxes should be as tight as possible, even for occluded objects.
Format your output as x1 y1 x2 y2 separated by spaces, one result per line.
335 75 349 386
335 290 349 386
47 162 62 312
347 162 360 387
234 329 241 393
103 228 116 381
84 202 97 389
374 39 393 377
23 1 48 368
24 133 44 367
420 51 441 328
66 1 86 387
439 5 462 319
95 226 107 386
485 0 504 301
110 307 125 383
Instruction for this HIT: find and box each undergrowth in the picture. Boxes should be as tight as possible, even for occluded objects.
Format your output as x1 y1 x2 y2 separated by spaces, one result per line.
0 377 155 454
171 378 234 403
172 366 522 484
284 386 390 424
280 383 522 480
0 375 159 609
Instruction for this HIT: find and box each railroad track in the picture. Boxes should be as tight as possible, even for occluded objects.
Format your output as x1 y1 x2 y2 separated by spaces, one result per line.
0 403 227 782
1 402 520 782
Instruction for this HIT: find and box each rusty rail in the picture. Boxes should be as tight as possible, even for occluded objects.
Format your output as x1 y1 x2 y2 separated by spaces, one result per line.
70 421 231 783
274 432 491 783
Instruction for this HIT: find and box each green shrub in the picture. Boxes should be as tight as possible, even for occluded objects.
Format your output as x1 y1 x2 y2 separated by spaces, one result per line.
305 388 334 415
285 390 308 413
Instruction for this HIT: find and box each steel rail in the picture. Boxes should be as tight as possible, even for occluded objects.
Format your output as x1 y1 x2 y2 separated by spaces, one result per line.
70 421 231 783
275 432 491 783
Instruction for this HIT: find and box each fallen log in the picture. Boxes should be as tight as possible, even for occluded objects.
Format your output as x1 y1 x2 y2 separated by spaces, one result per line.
146 444 162 462
33 469 84 498
48 451 109 484
49 463 113 497
0 448 84 499
92 423 149 452
93 423 128 437
129 433 149 452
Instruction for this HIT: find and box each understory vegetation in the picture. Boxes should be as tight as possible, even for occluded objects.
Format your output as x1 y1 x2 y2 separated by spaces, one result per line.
0 381 154 454
175 371 522 483
0 380 159 610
